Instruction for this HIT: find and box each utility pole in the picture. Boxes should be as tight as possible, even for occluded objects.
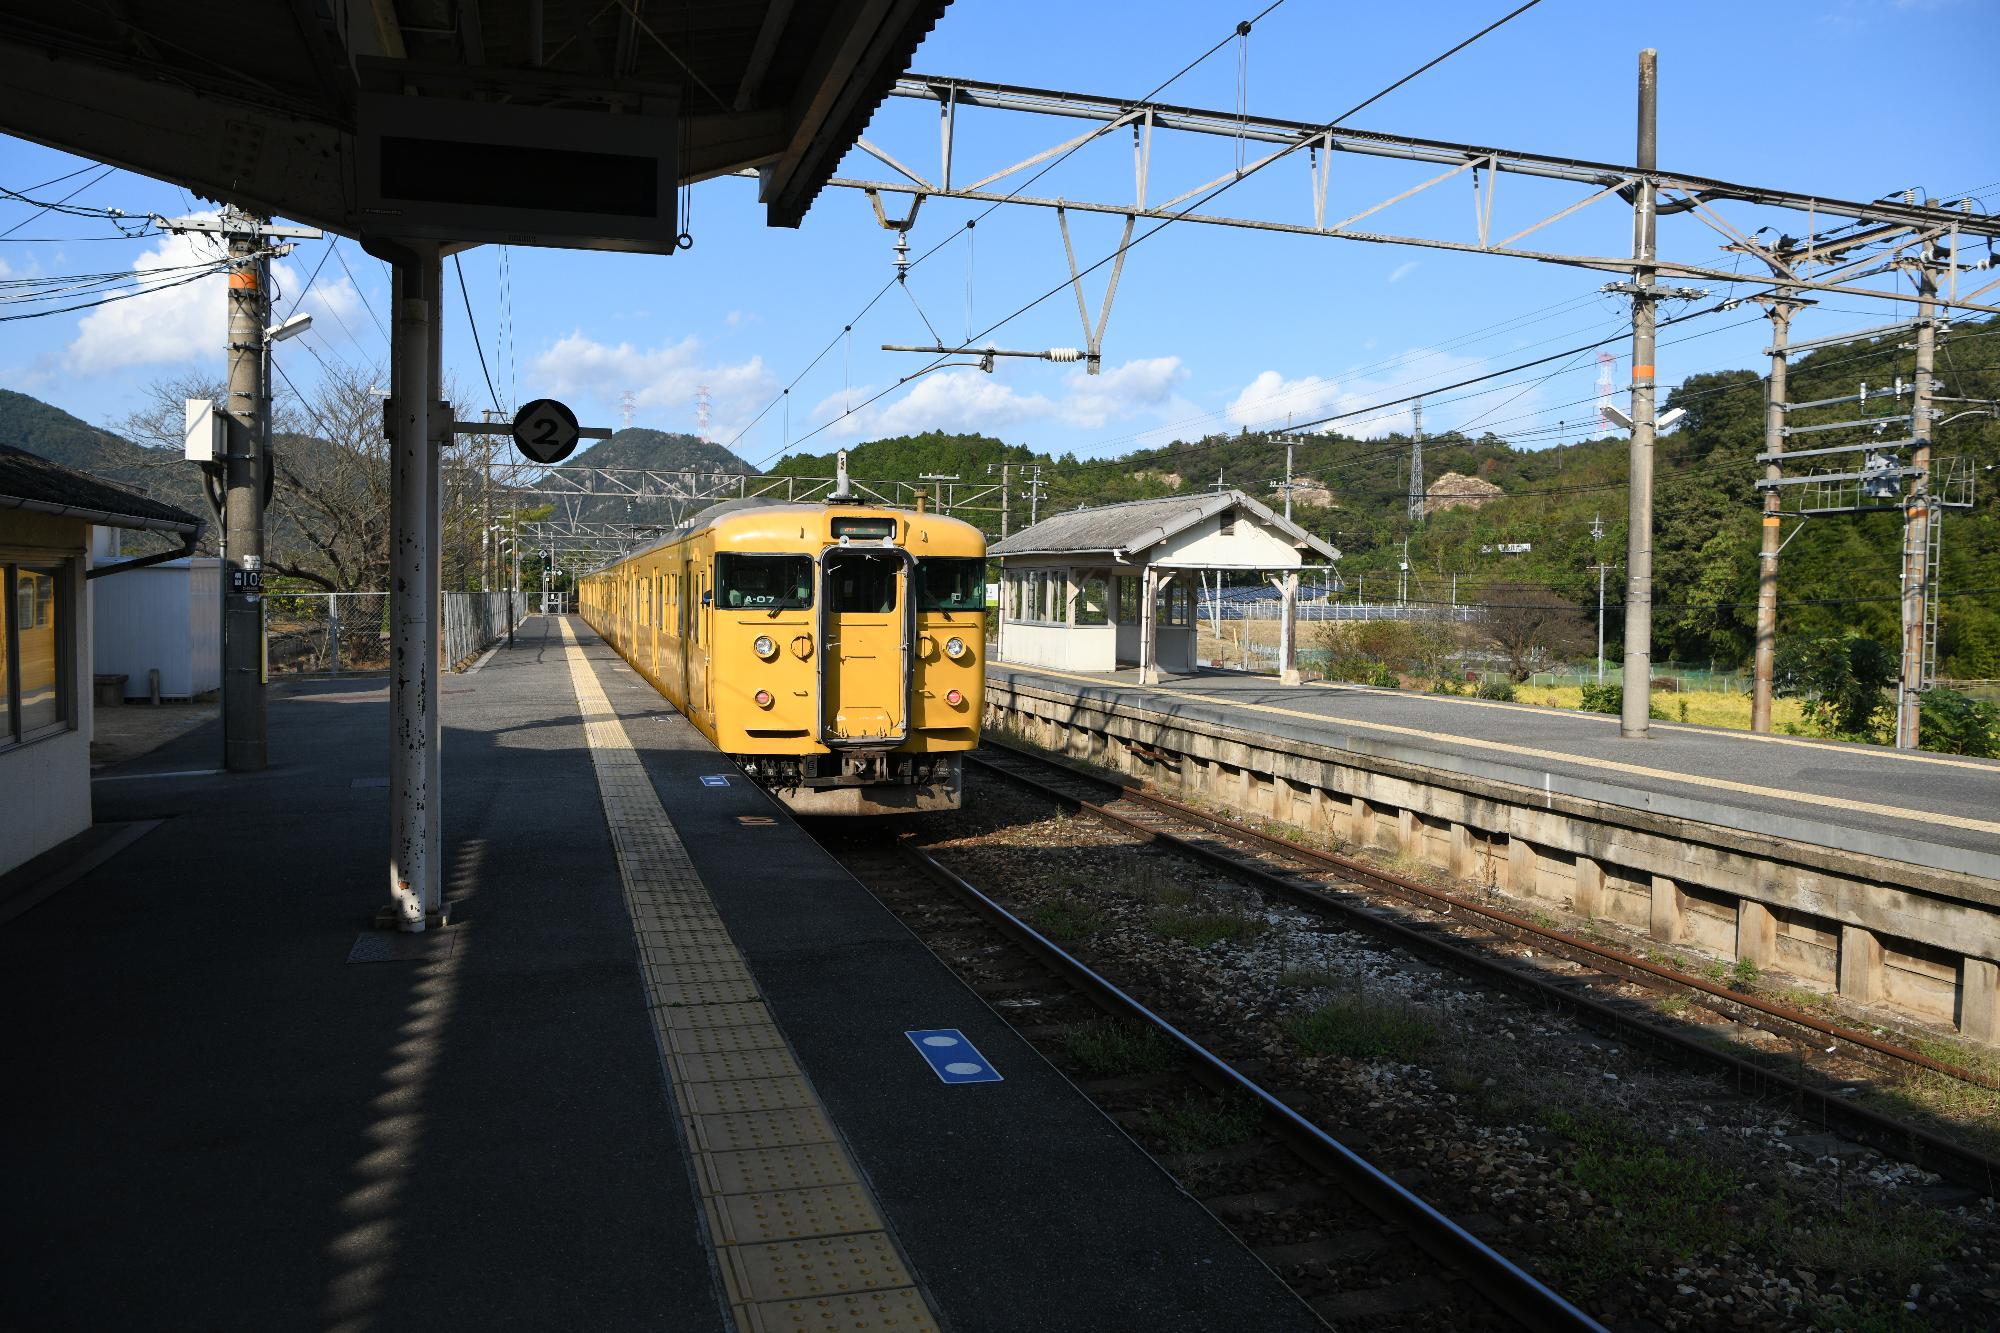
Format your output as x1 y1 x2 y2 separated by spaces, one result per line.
1896 223 1944 750
165 207 319 772
989 461 1011 537
1591 512 1608 685
1408 397 1425 523
1751 292 1799 732
1399 537 1410 606
1027 464 1047 525
1620 49 1660 740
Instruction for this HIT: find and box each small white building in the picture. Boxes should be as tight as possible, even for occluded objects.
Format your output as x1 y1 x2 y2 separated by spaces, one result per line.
90 541 222 700
992 490 1338 685
0 443 201 878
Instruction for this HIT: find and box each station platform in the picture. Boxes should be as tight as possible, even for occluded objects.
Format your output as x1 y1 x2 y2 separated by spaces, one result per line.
0 617 1317 1332
989 664 2000 885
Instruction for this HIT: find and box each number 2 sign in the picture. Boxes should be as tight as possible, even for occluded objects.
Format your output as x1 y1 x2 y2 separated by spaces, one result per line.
511 398 582 465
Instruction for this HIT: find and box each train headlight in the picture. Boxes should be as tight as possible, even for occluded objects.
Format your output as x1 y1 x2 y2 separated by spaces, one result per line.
754 689 775 709
944 636 968 660
753 635 778 660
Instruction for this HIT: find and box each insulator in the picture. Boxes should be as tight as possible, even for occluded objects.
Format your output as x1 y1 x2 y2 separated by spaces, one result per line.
1043 347 1084 362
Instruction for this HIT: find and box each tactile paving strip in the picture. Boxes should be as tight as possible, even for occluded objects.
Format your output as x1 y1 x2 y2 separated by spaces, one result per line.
558 620 939 1333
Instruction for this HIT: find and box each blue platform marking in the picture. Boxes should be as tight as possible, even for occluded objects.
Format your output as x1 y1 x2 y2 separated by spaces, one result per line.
699 774 730 788
905 1029 1003 1084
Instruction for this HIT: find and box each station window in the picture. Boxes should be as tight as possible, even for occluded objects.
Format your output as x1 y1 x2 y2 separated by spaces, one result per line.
3 561 69 746
1219 508 1237 537
916 558 986 613
1155 579 1191 627
1076 575 1108 626
1116 576 1139 624
716 554 814 610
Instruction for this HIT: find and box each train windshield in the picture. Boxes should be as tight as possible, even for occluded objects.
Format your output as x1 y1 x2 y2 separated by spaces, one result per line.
916 558 986 615
715 554 814 610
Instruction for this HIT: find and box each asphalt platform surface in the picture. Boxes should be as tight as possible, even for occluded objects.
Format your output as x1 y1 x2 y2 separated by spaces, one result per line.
990 664 2000 883
0 617 1316 1332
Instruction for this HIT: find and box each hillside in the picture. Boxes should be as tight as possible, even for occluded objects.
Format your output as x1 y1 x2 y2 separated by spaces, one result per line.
0 388 209 550
563 427 753 475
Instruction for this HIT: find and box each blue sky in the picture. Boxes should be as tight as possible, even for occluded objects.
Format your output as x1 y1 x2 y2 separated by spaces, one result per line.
1 0 1994 471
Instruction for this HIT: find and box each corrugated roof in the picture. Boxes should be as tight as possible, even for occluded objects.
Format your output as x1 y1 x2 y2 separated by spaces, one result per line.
991 489 1337 561
0 442 201 533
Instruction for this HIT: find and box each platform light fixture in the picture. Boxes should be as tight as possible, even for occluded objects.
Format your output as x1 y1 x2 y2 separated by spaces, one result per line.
265 312 313 343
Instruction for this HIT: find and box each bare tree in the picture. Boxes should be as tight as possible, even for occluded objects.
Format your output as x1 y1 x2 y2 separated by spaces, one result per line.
1483 584 1591 682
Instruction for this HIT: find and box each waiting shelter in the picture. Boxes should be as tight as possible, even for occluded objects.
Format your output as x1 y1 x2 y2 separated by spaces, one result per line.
991 490 1338 685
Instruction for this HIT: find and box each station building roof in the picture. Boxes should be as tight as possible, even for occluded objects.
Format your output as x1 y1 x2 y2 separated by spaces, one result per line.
991 489 1338 565
0 443 202 535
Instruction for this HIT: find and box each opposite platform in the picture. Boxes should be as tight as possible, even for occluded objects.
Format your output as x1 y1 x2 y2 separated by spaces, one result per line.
991 664 2000 884
0 617 1317 1332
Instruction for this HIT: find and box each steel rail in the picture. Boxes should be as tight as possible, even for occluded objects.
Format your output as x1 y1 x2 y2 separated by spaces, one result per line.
969 742 2000 1194
893 837 1606 1333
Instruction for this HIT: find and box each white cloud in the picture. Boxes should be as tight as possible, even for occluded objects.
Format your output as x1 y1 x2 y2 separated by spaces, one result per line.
1223 346 1558 441
61 229 375 377
806 355 1188 442
64 228 230 375
529 330 777 440
1388 260 1420 284
1225 370 1349 431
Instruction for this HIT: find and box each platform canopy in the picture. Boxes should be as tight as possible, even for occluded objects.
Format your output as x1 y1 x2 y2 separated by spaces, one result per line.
0 0 951 247
992 490 1338 569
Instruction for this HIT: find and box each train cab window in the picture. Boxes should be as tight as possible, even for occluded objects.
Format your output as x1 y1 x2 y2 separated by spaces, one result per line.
715 554 814 611
826 550 899 614
916 558 986 614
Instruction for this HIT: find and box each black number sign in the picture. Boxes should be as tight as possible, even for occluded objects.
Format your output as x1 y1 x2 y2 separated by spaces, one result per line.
512 398 581 465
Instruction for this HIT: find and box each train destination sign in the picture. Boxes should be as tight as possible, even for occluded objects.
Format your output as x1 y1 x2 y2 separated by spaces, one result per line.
512 398 582 465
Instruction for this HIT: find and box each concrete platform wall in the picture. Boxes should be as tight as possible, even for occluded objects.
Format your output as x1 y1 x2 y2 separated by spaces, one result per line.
986 682 2000 1047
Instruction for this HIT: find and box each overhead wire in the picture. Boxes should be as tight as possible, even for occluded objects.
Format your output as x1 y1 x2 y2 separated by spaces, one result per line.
723 0 1296 459
752 0 1551 466
454 253 505 415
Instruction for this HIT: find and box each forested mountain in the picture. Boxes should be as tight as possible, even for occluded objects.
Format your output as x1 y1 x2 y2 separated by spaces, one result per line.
0 388 207 524
563 427 752 475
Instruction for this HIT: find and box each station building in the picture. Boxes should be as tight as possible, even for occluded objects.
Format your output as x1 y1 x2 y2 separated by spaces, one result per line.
0 443 201 876
991 489 1338 685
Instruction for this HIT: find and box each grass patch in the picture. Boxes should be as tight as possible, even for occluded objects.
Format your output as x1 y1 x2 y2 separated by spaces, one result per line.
1731 957 1761 987
1767 1196 1962 1292
1149 906 1266 947
1655 993 1691 1016
1513 685 1807 732
1059 1019 1181 1077
1284 995 1438 1061
1030 896 1106 940
1141 1094 1261 1154
1277 965 1344 990
1540 1107 1743 1281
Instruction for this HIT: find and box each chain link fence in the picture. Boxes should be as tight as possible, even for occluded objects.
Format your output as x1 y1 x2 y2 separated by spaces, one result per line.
265 591 523 675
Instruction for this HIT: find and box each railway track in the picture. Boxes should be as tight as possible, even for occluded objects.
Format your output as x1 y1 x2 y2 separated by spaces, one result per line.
968 738 2000 1196
817 828 1603 1331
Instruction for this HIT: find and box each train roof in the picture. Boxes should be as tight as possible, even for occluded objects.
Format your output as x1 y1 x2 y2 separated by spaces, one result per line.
583 495 985 576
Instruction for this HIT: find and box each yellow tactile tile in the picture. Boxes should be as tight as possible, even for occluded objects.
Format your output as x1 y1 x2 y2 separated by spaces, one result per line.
680 1076 821 1116
722 1232 914 1305
709 1185 884 1245
735 1289 939 1333
556 618 936 1331
688 1107 838 1155
671 1046 804 1085
655 1001 774 1032
698 1144 862 1197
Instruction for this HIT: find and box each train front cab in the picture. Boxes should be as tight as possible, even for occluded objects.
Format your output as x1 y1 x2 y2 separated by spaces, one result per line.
710 518 983 815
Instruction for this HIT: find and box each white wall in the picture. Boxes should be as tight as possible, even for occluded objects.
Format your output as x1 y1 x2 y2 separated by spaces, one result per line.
0 515 92 876
92 558 222 698
1155 510 1304 570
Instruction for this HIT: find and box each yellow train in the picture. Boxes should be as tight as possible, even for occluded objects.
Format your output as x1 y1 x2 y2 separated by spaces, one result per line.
580 493 986 813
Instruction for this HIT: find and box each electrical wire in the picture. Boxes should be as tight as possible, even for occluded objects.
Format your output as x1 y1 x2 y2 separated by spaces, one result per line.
335 241 391 345
454 253 505 416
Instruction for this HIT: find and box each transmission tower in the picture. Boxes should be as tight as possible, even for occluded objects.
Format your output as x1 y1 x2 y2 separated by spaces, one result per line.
1407 397 1425 523
619 389 636 429
695 385 713 442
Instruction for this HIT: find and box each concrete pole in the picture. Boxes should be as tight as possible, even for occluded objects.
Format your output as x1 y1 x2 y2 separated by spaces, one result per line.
1596 560 1607 685
221 211 269 771
1896 225 1942 750
1620 49 1659 740
1278 570 1300 685
1000 462 1011 537
422 255 445 894
387 243 442 931
1139 566 1159 684
1751 296 1795 732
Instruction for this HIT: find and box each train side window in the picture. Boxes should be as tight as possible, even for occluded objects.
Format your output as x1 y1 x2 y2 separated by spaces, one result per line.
715 554 814 610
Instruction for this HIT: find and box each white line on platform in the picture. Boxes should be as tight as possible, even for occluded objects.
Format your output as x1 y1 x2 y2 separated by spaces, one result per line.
91 768 224 782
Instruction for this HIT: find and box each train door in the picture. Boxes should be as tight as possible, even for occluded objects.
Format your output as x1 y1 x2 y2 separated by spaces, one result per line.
819 547 909 743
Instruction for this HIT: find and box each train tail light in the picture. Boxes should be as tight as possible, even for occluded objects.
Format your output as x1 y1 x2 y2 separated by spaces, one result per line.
754 689 774 709
946 689 964 707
